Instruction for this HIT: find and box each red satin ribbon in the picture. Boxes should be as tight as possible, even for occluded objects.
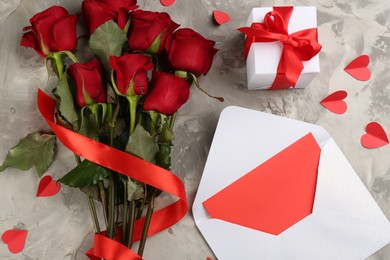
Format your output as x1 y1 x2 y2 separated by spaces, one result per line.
86 234 142 260
85 231 142 260
37 89 188 259
238 6 322 90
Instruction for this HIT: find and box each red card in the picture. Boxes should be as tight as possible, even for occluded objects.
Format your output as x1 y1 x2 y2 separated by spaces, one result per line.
203 133 320 235
344 55 371 81
36 175 61 197
320 90 348 114
160 0 175 7
213 10 230 25
2 229 28 254
361 122 389 149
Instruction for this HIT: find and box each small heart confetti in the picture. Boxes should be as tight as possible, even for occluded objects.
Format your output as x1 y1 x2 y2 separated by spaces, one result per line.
2 230 28 254
320 90 348 114
213 10 230 25
344 55 371 81
160 0 175 7
36 175 61 197
361 122 389 149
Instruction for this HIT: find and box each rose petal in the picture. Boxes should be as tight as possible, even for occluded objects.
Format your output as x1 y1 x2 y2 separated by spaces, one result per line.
143 72 190 115
50 14 78 53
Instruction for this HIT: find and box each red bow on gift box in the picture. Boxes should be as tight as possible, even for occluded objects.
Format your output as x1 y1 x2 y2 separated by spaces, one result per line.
238 6 322 90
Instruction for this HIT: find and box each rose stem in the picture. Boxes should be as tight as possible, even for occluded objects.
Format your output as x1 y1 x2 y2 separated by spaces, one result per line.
121 96 132 244
126 201 136 248
122 96 139 245
74 154 101 234
116 184 120 226
191 73 224 102
122 184 128 244
107 103 120 239
127 96 139 135
51 52 65 80
87 196 101 234
137 187 157 256
98 181 108 227
136 185 147 219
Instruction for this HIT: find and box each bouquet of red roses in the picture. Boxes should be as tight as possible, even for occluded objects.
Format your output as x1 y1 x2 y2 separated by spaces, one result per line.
1 1 220 258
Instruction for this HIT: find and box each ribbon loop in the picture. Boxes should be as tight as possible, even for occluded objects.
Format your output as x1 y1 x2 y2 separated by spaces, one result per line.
238 6 322 90
264 11 289 35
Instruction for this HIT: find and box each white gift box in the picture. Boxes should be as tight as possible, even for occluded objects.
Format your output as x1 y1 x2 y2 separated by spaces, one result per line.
245 7 320 90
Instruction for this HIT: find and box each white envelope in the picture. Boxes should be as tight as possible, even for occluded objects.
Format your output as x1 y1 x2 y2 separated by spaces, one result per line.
193 106 390 260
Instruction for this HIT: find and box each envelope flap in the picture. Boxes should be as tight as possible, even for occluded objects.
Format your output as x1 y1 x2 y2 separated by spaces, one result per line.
314 139 389 224
202 133 320 235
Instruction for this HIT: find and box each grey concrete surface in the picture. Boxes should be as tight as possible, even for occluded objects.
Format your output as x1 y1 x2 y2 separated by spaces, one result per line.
0 0 389 259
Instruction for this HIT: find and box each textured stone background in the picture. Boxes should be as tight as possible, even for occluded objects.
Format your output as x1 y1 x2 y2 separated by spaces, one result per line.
0 0 389 259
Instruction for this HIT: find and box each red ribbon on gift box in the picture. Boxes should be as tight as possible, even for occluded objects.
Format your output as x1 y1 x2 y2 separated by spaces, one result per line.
238 6 322 90
37 90 188 260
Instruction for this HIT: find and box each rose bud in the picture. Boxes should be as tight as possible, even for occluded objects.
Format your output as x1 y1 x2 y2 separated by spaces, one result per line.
166 28 218 77
128 10 179 54
109 53 153 96
20 6 78 58
82 0 138 33
143 72 190 115
68 59 106 108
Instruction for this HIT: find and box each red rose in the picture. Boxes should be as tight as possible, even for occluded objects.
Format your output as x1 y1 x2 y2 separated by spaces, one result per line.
68 59 106 107
143 72 190 115
109 53 153 96
20 6 78 58
128 10 179 54
166 28 218 76
82 0 138 33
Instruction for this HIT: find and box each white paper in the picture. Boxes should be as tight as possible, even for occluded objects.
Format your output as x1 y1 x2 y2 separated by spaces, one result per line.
193 106 390 260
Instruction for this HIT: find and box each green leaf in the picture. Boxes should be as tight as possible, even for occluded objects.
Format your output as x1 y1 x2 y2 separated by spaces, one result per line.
58 160 110 188
114 118 126 138
78 109 99 139
127 178 144 201
158 122 174 143
80 185 101 201
141 111 159 136
0 133 56 177
89 20 127 72
125 124 159 163
52 73 79 128
155 143 172 170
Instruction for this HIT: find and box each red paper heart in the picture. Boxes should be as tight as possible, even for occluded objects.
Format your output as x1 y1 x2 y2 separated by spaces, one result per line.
320 90 348 114
361 122 389 149
2 230 28 254
213 10 230 25
36 175 61 197
160 0 175 6
344 55 371 81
